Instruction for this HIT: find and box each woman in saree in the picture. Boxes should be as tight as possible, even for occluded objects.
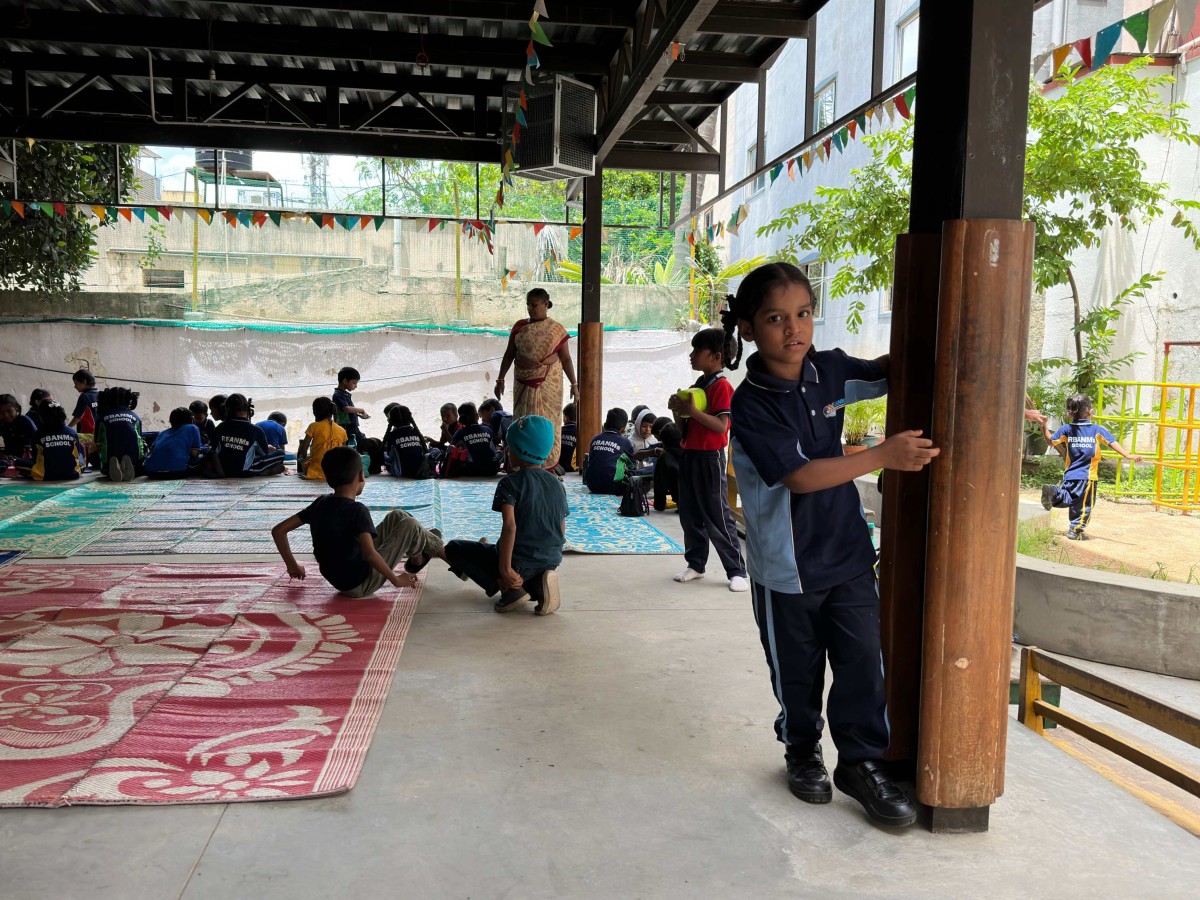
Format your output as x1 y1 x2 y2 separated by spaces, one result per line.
494 288 577 469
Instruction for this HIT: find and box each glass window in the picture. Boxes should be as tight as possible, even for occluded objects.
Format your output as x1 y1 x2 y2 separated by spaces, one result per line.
881 284 893 315
814 80 836 132
746 144 766 195
803 261 827 320
897 13 919 79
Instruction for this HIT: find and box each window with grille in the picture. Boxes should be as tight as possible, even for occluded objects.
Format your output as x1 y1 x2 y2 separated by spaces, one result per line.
814 80 836 132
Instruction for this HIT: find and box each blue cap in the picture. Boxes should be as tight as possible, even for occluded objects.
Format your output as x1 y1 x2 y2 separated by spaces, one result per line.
506 415 555 465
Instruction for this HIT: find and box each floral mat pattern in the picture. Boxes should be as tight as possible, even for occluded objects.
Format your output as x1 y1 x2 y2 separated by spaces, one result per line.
0 562 420 806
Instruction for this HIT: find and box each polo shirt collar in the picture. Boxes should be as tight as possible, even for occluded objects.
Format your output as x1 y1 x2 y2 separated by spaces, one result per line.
744 350 819 393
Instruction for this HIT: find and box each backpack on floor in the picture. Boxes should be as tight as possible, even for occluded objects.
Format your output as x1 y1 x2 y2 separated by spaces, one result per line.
619 474 650 517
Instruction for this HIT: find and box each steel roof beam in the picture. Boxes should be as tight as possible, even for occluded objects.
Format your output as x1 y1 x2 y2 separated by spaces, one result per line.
698 2 810 38
604 148 720 173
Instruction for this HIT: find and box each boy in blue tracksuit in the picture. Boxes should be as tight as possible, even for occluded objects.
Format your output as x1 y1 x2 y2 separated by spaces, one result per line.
584 408 635 495
1040 393 1140 539
723 263 940 829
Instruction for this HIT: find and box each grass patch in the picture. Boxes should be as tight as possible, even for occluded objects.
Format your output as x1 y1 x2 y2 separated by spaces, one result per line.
1016 519 1067 562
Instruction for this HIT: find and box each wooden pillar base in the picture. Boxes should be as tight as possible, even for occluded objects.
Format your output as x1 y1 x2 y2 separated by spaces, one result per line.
576 321 604 458
929 806 990 834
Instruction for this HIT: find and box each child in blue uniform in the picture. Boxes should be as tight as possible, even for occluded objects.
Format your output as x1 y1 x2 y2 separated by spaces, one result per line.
95 387 146 482
723 262 939 829
584 408 635 495
382 405 432 478
257 411 288 451
560 403 579 472
145 407 204 479
447 402 501 477
16 401 83 482
190 400 217 447
212 394 286 477
0 394 37 470
67 368 98 435
1040 394 1140 539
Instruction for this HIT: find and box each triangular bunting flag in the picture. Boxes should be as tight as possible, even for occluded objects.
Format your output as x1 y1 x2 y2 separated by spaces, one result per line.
118 207 132 222
894 93 911 120
322 214 335 229
25 202 41 214
91 204 107 220
671 42 681 61
253 211 268 228
1051 45 1071 74
145 207 160 222
802 151 812 170
428 218 442 232
237 210 252 227
533 222 546 236
526 42 540 68
569 226 583 241
847 119 858 140
770 162 783 183
706 226 714 243
181 208 197 221
505 149 514 171
132 207 145 222
51 202 66 217
735 204 748 228
544 258 553 273
1073 37 1092 69
686 231 695 246
534 0 549 18
159 206 173 220
1177 0 1197 45
822 138 832 157
519 89 528 112
0 200 10 216
1033 50 1053 75
512 121 521 144
1093 21 1122 70
11 201 25 218
223 211 238 227
198 209 213 224
529 16 552 47
374 216 386 231
786 158 796 180
358 215 372 230
903 86 916 113
1147 1 1172 51
839 126 850 147
717 221 725 238
832 131 844 153
74 204 89 218
1123 10 1150 51
268 211 283 227
856 113 868 134
885 99 896 121
516 106 528 127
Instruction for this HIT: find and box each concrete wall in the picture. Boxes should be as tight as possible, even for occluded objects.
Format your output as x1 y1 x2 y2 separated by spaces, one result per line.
1014 554 1200 679
0 321 697 447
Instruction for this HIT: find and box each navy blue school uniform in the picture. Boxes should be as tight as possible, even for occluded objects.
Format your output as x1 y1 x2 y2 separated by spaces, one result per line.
71 389 98 434
197 417 218 447
489 410 513 443
584 429 634 495
18 428 83 481
383 425 428 477
333 388 363 442
214 418 284 477
1046 420 1118 537
452 424 501 476
96 409 146 470
730 348 889 762
560 422 578 472
1 413 37 460
257 419 288 449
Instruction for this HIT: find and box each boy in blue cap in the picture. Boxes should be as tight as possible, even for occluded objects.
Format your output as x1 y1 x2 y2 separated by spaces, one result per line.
443 414 569 615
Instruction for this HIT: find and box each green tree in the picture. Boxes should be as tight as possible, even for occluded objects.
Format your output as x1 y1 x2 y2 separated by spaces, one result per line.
758 57 1200 387
0 142 139 292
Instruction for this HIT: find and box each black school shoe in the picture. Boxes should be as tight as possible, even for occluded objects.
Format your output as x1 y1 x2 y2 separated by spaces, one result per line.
494 587 531 612
833 760 917 827
784 742 832 803
1040 484 1055 511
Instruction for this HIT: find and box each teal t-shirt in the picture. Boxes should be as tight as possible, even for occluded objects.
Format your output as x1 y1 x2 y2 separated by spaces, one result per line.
492 467 569 570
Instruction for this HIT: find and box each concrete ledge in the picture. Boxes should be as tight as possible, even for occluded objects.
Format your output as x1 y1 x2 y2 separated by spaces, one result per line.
855 474 1046 524
1014 554 1200 679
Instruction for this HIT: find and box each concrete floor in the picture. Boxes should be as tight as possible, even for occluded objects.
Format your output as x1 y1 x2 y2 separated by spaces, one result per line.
3 501 1200 899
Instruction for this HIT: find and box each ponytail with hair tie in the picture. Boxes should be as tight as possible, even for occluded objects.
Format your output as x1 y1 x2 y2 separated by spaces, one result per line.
718 296 746 371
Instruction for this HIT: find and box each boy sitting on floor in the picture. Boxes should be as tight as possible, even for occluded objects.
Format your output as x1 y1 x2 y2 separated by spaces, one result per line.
271 445 445 598
443 415 567 615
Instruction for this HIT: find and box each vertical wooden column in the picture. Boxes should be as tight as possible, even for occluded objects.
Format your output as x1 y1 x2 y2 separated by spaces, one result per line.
917 219 1034 826
878 233 941 764
577 169 604 455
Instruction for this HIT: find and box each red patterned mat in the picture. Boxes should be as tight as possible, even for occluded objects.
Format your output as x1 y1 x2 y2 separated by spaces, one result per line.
0 563 420 806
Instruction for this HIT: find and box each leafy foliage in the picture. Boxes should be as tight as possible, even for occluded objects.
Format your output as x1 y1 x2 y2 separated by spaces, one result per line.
0 142 139 292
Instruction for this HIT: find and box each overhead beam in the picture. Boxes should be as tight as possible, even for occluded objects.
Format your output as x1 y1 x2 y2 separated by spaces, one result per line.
660 105 718 154
647 91 723 106
0 117 500 164
161 0 636 29
665 61 762 83
621 120 693 144
604 148 720 173
6 11 610 75
37 74 97 119
0 51 514 100
597 0 723 161
698 2 810 38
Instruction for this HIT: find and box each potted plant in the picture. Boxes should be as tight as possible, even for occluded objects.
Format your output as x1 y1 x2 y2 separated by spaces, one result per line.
843 397 886 454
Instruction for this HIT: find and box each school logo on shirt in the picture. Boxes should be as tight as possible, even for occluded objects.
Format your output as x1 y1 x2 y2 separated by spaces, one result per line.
823 399 847 418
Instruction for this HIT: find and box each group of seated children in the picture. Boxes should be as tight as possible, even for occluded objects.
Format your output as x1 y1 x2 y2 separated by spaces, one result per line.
273 413 565 614
581 404 681 511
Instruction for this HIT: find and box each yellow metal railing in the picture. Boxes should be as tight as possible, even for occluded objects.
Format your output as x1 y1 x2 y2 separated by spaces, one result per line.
1095 377 1200 513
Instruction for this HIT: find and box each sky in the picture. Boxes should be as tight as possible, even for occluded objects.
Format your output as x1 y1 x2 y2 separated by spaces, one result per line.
145 145 372 203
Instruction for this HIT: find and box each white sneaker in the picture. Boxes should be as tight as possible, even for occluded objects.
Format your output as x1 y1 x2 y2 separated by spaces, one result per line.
673 567 704 583
728 576 750 593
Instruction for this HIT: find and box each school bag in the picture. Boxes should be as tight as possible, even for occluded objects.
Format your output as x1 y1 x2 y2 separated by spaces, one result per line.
619 472 650 517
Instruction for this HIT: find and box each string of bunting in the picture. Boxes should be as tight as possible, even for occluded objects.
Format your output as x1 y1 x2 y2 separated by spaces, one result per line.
1032 0 1189 77
685 83 917 246
494 0 552 213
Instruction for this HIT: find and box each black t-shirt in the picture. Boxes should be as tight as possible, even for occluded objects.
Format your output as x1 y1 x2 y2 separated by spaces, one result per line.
297 494 377 591
214 418 269 476
0 414 37 458
560 422 578 472
453 423 500 473
384 425 427 476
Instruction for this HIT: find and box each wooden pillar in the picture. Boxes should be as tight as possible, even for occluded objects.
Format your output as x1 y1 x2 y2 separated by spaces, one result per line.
879 0 1035 832
577 169 604 456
